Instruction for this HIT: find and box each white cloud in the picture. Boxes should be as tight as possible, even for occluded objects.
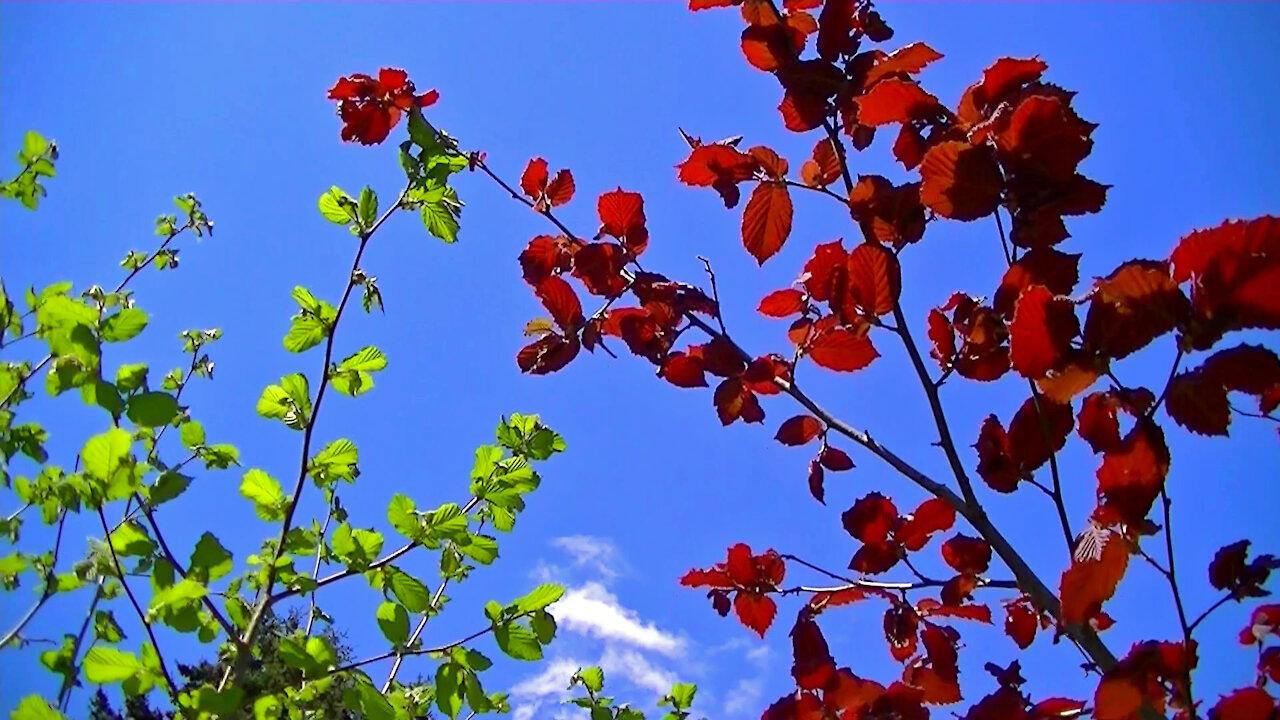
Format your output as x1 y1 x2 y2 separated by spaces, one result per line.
510 658 583 720
551 535 624 580
600 646 678 697
723 678 764 717
551 582 685 656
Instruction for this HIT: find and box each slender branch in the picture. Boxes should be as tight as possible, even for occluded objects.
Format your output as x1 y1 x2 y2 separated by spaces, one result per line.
233 186 409 677
137 503 240 644
57 579 104 711
0 511 66 649
471 147 1121 673
1159 488 1195 710
1187 593 1234 634
779 554 1017 593
783 180 847 204
1150 349 1184 418
96 506 178 698
382 513 486 692
819 119 855 196
304 505 336 637
1028 384 1074 554
340 610 533 676
696 256 728 336
4 500 32 524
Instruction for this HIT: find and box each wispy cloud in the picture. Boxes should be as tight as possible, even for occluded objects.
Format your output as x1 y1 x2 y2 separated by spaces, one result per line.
723 678 764 716
551 535 625 580
599 646 678 697
551 582 685 656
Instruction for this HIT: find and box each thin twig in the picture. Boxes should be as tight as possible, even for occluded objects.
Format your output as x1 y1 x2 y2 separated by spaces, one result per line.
696 256 728 336
96 507 178 698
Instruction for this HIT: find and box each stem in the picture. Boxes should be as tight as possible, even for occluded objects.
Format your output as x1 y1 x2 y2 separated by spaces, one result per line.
304 506 335 637
819 119 855 196
1187 593 1234 634
96 507 178 699
1159 488 1195 710
0 511 66 649
782 180 847 204
57 579 104 711
223 188 408 691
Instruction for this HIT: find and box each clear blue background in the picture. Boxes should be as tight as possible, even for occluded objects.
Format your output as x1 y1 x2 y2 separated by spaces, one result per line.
3 1 1279 717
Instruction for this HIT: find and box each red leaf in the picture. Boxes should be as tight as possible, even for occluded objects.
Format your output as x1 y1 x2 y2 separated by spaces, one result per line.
1165 370 1231 436
1170 215 1280 345
759 288 807 317
741 23 798 72
802 240 849 302
846 242 901 316
543 169 575 208
820 446 854 471
777 415 823 446
1009 284 1078 379
1082 260 1188 360
741 182 794 265
1007 394 1074 473
1077 392 1122 454
897 498 956 551
1261 647 1280 683
922 600 993 624
714 377 765 426
680 567 732 588
982 58 1047 107
801 137 842 187
927 308 955 370
809 325 879 372
535 276 583 331
1029 698 1085 720
807 458 825 504
597 188 649 256
1059 529 1129 625
852 543 901 575
520 158 549 199
941 534 992 575
519 235 574 287
571 242 629 297
748 145 791 180
726 542 757 585
975 415 1019 493
864 42 943 86
791 616 836 690
516 333 580 375
920 141 1003 221
660 352 708 388
1209 687 1276 720
892 124 926 171
678 144 758 208
855 79 940 126
842 492 898 545
1096 419 1169 527
1004 600 1038 649
779 90 827 133
734 591 778 637
994 248 1082 318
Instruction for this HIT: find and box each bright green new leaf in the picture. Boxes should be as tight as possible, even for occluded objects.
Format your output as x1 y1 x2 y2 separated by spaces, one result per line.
149 577 208 615
180 420 205 450
358 186 378 228
386 494 421 540
668 683 697 711
435 662 464 719
330 524 383 569
470 445 503 482
338 346 387 373
426 503 467 539
253 695 283 720
329 369 373 397
493 623 541 661
318 186 357 224
291 286 320 314
113 363 148 392
240 469 286 521
305 635 338 669
109 521 154 557
576 666 604 694
10 695 65 720
530 611 556 644
82 428 132 482
126 391 179 427
100 308 149 342
421 195 461 244
94 610 125 644
387 567 431 613
189 532 232 581
376 601 409 644
458 534 498 565
513 583 564 613
83 647 146 683
283 316 327 353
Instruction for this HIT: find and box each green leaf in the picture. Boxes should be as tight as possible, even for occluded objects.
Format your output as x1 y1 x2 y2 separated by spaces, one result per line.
291 286 320 314
109 520 154 557
283 316 327 353
426 503 467 539
358 186 378 228
179 420 205 450
94 610 125 644
149 577 208 615
80 379 123 417
576 666 604 694
668 683 697 711
330 524 383 569
530 611 556 644
240 469 286 521
421 194 461 244
305 636 337 669
82 428 132 482
339 346 387 373
311 438 357 481
376 601 409 644
189 532 232 581
253 695 283 720
513 583 564 613
318 186 357 224
202 444 239 469
114 363 148 392
126 391 179 427
386 494 421 540
458 534 498 565
83 647 145 683
471 445 503 482
329 369 373 397
387 567 431 613
435 663 464 719
493 623 542 661
149 471 192 506
101 308 149 342
10 695 65 720
21 131 50 161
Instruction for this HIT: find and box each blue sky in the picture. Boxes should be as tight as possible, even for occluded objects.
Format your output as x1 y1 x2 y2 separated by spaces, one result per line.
3 1 1279 718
